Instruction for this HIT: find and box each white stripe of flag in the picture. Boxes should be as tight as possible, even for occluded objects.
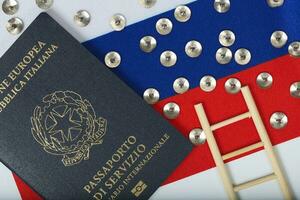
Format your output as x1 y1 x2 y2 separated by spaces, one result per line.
0 163 21 200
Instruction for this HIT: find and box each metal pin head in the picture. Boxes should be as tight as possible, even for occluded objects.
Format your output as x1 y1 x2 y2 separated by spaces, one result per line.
173 77 189 94
270 112 288 129
143 88 160 104
214 0 230 13
235 48 251 65
270 31 288 48
110 14 126 31
174 5 191 22
219 30 235 47
189 128 206 145
290 82 300 98
288 41 300 57
257 72 273 89
6 17 23 35
2 0 18 15
267 0 284 7
104 51 121 68
216 47 232 64
185 40 202 58
35 0 53 10
139 0 156 8
160 51 177 67
156 18 173 35
140 36 157 53
200 75 217 92
163 102 180 119
225 78 241 94
74 10 91 27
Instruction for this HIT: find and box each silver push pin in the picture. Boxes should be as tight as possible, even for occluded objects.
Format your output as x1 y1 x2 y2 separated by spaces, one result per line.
235 48 251 65
143 88 160 104
216 47 232 64
219 30 235 47
139 0 156 8
74 10 91 27
200 75 217 92
163 102 180 119
173 77 190 94
290 82 300 98
6 17 23 35
214 0 230 13
140 36 157 53
174 5 191 22
267 0 284 8
156 18 173 35
35 0 53 10
185 40 202 58
110 14 126 31
256 72 273 89
288 41 300 57
160 51 177 67
270 31 288 48
225 78 241 94
189 128 206 145
2 0 19 15
270 112 288 129
104 51 121 68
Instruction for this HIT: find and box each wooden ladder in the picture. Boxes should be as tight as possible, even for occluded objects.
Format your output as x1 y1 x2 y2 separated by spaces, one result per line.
194 86 292 200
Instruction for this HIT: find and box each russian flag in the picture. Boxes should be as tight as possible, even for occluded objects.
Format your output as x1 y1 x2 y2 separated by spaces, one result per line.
0 0 299 199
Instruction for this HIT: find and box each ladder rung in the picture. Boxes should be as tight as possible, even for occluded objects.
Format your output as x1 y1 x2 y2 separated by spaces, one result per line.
222 142 264 160
233 173 277 192
211 112 251 131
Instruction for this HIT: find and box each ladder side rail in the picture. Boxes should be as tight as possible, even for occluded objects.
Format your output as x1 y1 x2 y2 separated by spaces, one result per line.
195 104 238 200
241 86 293 200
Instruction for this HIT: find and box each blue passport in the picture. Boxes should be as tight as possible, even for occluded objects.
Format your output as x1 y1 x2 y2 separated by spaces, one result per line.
0 13 192 200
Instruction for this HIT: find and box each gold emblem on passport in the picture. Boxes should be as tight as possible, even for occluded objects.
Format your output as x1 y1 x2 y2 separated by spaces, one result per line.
131 180 147 197
31 91 107 166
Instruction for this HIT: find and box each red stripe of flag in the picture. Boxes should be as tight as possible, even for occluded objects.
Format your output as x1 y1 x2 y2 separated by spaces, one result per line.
155 55 300 185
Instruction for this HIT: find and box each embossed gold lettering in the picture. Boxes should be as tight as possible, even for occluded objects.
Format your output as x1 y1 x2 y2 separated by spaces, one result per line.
0 41 58 112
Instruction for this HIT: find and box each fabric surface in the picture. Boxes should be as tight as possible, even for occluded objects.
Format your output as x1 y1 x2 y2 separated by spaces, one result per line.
0 0 299 199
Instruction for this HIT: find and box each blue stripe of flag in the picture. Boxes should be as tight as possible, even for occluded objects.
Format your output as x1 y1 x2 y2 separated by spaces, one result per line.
84 0 300 99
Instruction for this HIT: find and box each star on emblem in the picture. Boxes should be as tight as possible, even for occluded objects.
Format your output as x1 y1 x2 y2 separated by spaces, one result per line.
47 106 82 143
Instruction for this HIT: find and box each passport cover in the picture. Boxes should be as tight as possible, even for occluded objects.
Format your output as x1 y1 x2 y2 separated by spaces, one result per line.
0 13 192 200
